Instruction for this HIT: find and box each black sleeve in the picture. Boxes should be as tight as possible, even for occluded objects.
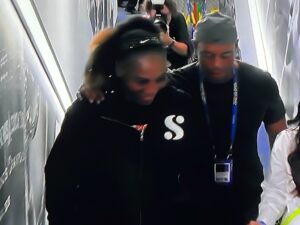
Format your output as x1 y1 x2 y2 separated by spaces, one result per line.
263 75 286 125
172 13 194 58
168 62 199 94
44 102 88 225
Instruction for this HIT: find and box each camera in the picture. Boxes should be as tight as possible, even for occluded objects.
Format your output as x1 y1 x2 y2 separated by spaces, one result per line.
154 18 168 33
151 0 168 33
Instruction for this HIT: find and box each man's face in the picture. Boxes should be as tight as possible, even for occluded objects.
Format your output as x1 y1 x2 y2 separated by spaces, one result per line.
198 42 235 82
119 52 168 106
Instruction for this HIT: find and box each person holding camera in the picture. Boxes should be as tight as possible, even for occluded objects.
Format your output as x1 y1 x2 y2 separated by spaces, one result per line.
145 0 193 69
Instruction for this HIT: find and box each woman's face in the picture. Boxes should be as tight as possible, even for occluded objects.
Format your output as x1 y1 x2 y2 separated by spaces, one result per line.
117 52 168 106
160 4 170 16
147 4 170 18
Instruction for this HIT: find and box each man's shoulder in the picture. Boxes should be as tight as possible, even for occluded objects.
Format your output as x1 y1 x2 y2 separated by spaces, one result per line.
168 62 199 91
171 62 198 78
238 61 277 87
239 61 273 81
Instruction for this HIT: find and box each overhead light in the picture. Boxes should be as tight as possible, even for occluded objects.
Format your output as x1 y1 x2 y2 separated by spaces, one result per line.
12 0 72 113
247 0 268 71
151 0 165 5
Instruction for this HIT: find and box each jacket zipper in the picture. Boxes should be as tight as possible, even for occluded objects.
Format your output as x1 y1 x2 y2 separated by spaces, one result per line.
138 125 148 225
101 116 146 225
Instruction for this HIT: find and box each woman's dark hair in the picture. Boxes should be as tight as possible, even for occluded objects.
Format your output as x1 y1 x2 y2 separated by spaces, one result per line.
288 102 300 195
145 0 178 15
164 0 178 14
85 16 164 93
86 16 162 76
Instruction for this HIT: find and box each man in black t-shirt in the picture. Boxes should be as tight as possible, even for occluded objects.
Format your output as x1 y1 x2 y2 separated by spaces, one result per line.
170 12 287 225
81 13 287 225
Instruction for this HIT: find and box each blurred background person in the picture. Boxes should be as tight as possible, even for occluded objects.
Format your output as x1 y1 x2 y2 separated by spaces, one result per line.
145 0 193 69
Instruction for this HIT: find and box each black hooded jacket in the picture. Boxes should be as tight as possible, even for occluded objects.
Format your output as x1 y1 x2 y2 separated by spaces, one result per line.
45 85 210 225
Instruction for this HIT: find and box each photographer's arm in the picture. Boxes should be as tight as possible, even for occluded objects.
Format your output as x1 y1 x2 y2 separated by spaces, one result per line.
160 32 188 56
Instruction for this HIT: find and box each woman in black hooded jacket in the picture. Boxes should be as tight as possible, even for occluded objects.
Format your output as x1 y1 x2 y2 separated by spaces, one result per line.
45 17 209 225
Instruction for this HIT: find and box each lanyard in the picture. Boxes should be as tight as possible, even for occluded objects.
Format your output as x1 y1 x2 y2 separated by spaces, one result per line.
199 68 238 159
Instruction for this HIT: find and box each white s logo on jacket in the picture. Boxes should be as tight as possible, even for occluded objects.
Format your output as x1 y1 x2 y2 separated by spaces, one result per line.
164 115 185 140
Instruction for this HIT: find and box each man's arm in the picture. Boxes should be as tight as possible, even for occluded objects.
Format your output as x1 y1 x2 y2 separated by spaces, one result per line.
266 117 287 148
263 74 287 148
167 62 198 93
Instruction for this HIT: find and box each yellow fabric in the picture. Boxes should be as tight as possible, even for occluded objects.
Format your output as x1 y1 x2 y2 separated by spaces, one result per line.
281 207 300 225
210 7 220 14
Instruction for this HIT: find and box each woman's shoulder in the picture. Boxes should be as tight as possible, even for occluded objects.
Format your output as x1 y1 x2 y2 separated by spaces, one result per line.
62 99 107 129
273 128 299 155
66 99 98 117
284 197 300 225
277 128 298 141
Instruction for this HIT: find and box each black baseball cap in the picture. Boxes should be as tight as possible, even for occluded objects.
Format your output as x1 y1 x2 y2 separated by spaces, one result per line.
194 12 238 44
